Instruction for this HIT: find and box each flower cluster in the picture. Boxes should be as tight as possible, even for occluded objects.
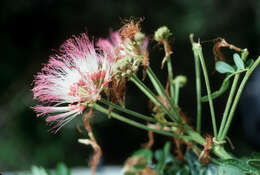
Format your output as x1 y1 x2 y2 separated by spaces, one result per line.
32 21 149 131
97 20 149 104
97 23 149 80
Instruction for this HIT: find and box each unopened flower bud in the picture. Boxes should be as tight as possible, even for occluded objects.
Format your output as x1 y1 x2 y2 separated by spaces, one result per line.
173 75 187 87
154 26 172 42
134 32 145 42
126 69 132 75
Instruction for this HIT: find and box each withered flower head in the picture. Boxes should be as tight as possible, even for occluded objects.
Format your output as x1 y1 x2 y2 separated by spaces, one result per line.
119 18 143 40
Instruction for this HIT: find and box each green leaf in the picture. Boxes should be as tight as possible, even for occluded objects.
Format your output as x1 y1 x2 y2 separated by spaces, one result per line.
163 142 171 156
132 148 153 161
55 163 70 175
246 59 254 68
216 61 235 74
155 149 163 162
185 151 219 175
133 163 147 171
155 150 164 173
218 164 245 175
233 53 245 70
241 49 249 61
220 158 260 175
201 77 230 102
124 172 136 175
155 142 173 174
243 152 260 171
31 166 49 175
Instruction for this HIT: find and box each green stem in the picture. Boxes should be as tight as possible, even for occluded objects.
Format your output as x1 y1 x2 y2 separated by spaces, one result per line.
167 53 175 99
213 145 233 159
200 70 247 102
185 126 205 145
194 51 202 133
186 125 233 159
198 49 217 137
146 67 181 122
220 57 260 140
174 83 180 105
199 50 217 137
217 74 240 139
93 103 184 138
146 66 176 109
96 102 233 160
100 98 156 123
130 74 159 105
190 34 217 137
130 74 179 122
147 67 163 96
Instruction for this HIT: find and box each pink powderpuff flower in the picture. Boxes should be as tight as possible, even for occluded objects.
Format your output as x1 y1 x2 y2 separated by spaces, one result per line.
32 33 113 131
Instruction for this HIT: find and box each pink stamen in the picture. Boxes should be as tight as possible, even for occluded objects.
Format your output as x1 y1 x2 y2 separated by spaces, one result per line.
101 70 106 79
46 115 64 122
32 32 114 131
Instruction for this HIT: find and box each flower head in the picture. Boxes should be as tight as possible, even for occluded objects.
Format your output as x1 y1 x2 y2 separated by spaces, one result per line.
97 29 149 79
96 20 149 105
154 26 172 42
32 33 112 131
154 26 173 69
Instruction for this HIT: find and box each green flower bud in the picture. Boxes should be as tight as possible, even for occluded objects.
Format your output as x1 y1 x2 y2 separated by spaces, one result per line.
173 75 187 87
134 32 145 42
154 26 172 42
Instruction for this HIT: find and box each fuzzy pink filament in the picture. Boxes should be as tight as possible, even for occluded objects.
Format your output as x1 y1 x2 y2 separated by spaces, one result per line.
32 33 113 131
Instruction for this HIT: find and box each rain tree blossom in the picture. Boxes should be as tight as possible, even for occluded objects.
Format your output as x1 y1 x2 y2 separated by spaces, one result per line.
32 33 113 131
32 20 149 129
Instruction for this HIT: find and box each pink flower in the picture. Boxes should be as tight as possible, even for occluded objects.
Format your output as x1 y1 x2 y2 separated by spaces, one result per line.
97 31 122 62
97 31 134 62
32 33 112 131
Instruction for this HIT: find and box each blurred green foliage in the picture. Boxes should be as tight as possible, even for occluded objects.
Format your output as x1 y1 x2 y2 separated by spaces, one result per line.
1 0 260 171
17 163 71 175
124 142 260 175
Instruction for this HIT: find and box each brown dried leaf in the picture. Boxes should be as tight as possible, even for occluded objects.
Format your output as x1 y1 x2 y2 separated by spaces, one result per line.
199 135 213 164
213 37 241 64
161 40 173 69
82 110 103 175
141 167 158 175
141 129 154 149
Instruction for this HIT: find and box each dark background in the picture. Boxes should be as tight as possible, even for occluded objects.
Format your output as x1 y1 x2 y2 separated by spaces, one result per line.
1 0 260 171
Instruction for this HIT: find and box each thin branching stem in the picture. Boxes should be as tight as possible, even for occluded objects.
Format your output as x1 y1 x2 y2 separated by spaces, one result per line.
217 74 240 139
199 49 217 137
174 83 180 105
190 34 203 134
93 103 186 139
146 66 176 108
146 67 181 122
220 57 260 140
167 52 175 99
194 52 202 133
100 98 156 123
130 74 179 122
195 41 217 137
